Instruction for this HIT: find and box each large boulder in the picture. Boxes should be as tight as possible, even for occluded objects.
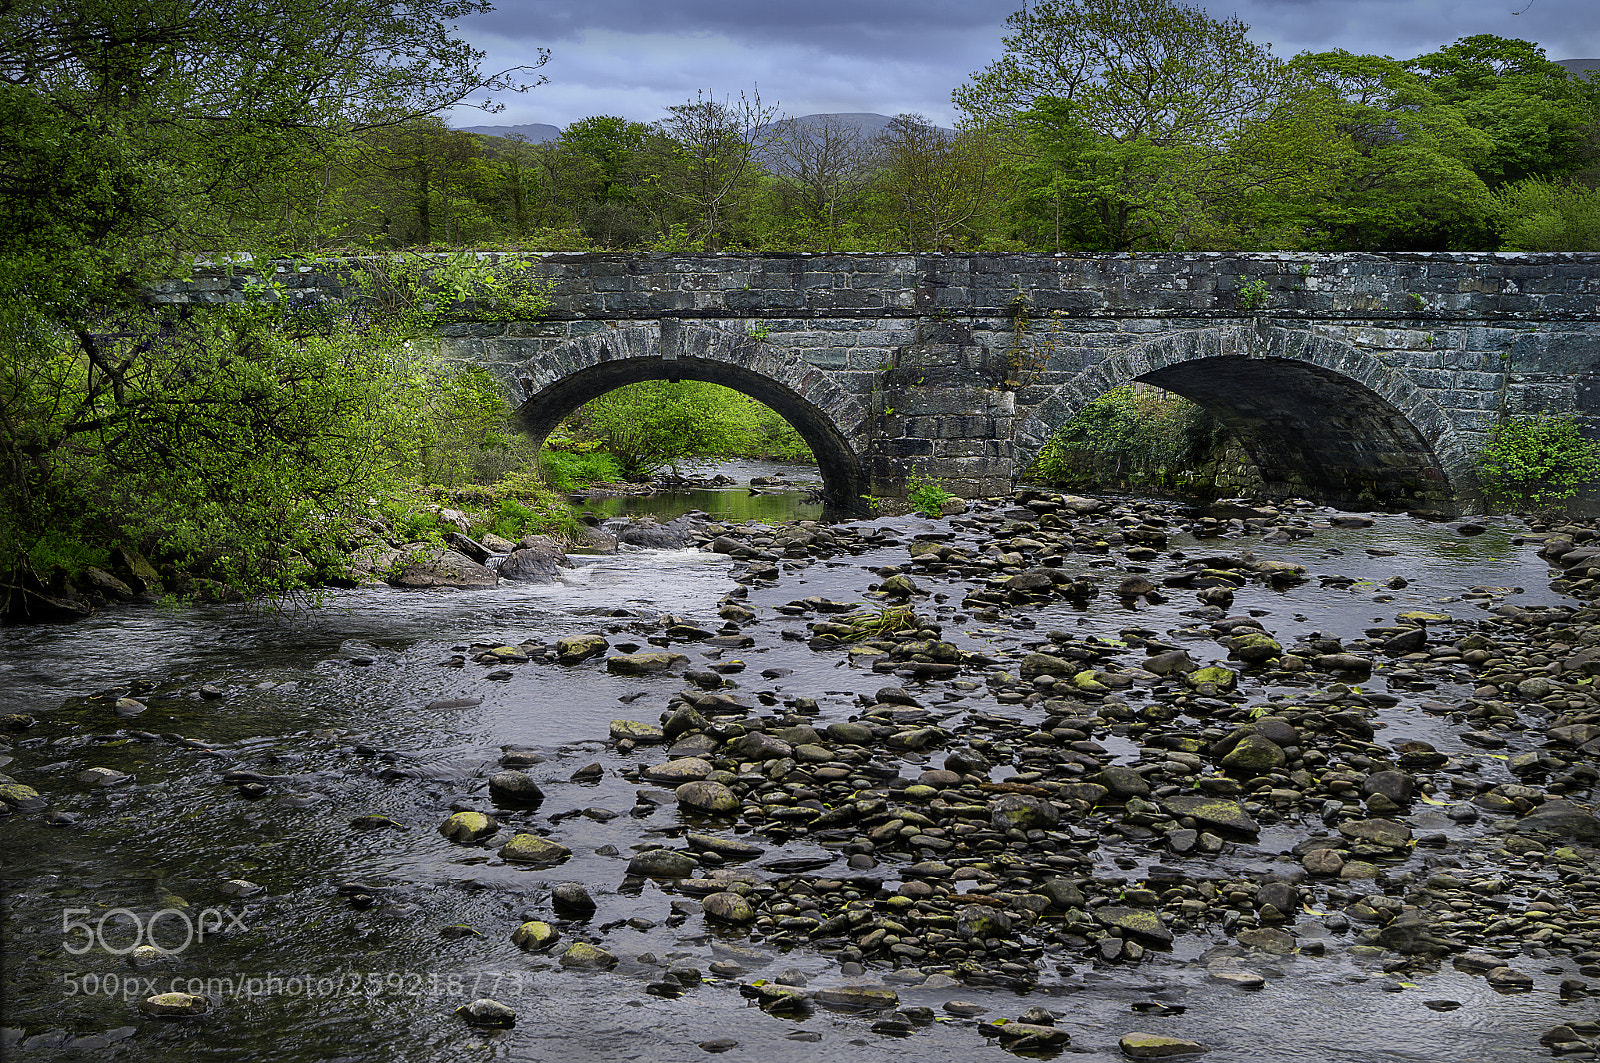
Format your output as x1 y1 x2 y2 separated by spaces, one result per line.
388 548 497 589
497 536 571 583
615 515 703 549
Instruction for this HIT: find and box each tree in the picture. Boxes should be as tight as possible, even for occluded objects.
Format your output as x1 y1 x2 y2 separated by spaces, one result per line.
955 0 1289 142
1283 51 1499 249
762 115 881 249
571 381 763 476
1496 178 1600 250
1477 412 1600 512
651 89 779 249
0 0 546 609
1406 35 1600 187
554 116 659 247
874 116 1008 250
957 0 1292 250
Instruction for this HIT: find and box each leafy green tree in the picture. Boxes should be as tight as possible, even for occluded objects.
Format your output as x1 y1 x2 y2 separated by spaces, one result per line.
650 90 779 249
569 381 767 477
958 0 1293 251
873 115 1010 250
1281 51 1499 249
1406 35 1600 187
1477 412 1600 511
0 0 546 608
1496 178 1600 250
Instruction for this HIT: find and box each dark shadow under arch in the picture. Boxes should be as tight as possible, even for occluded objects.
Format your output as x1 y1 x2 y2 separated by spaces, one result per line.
1015 326 1479 508
515 327 871 519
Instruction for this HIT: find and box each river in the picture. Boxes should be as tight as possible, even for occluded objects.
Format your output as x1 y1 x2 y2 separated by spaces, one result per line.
1 463 1594 1062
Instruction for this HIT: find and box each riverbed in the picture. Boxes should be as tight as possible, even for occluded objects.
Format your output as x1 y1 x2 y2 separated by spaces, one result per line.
2 469 1597 1062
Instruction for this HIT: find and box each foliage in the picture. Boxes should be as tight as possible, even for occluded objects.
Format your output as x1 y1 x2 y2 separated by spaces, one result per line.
1237 277 1270 310
873 115 1009 250
0 0 554 609
1497 179 1600 250
538 449 626 492
1031 385 1222 489
1476 412 1600 511
566 380 765 477
907 476 954 518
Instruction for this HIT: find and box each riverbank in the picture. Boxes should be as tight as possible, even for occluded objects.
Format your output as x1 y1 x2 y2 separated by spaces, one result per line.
2 487 1598 1061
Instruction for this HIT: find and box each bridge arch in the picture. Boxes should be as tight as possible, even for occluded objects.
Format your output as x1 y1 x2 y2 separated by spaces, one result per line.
1014 324 1482 508
512 322 872 517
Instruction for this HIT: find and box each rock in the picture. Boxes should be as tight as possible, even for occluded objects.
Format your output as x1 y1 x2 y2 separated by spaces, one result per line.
1144 649 1197 676
606 652 687 676
618 515 701 549
1237 927 1297 954
1220 734 1286 773
498 537 571 582
1512 805 1600 842
76 767 131 787
644 758 713 783
957 905 1014 940
990 793 1058 830
827 721 875 745
552 883 597 915
1338 818 1413 849
1161 796 1259 835
1485 966 1534 990
699 1038 738 1053
728 732 793 761
499 833 570 866
559 942 618 969
1361 771 1415 805
1382 627 1427 655
685 833 765 858
81 567 134 600
1302 848 1345 876
1184 666 1238 692
456 998 516 1027
815 985 899 1009
442 531 491 564
556 634 609 663
1120 1033 1206 1057
487 771 545 805
627 849 697 878
702 892 757 923
388 548 498 589
996 1022 1072 1046
1093 765 1152 798
1227 632 1283 664
609 720 665 744
1096 907 1174 945
676 781 740 814
139 993 208 1017
511 921 559 950
439 811 499 842
0 784 46 810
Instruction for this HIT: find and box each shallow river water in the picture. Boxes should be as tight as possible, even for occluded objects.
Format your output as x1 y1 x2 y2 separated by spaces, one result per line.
1 468 1594 1063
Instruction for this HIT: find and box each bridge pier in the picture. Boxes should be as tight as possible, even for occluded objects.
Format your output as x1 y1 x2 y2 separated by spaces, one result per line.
869 321 1017 500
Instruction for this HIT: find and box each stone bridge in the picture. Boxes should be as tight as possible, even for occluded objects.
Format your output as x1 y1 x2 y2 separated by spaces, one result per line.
170 252 1600 518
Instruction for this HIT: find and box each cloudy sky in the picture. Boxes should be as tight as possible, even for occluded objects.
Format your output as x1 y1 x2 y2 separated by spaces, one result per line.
447 0 1600 131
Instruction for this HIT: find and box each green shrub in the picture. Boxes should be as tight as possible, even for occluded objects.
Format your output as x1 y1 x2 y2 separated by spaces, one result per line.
1477 412 1600 511
538 449 625 492
907 475 953 518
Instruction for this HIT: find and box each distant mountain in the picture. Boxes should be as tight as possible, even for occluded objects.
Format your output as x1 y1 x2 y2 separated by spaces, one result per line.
452 113 957 146
1557 59 1600 80
453 122 562 142
766 112 956 139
